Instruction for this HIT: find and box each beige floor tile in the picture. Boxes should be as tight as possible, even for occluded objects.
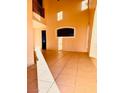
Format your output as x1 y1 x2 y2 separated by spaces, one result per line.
75 86 96 93
42 50 96 93
58 84 75 93
56 74 75 87
48 82 61 93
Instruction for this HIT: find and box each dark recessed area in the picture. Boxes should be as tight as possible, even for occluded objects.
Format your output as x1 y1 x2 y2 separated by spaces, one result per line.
57 28 74 37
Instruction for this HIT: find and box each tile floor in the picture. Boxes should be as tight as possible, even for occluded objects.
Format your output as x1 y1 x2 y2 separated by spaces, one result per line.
27 64 38 93
36 49 60 93
27 50 96 93
42 50 96 93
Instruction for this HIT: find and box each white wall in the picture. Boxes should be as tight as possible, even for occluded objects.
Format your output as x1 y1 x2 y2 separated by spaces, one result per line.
90 10 97 58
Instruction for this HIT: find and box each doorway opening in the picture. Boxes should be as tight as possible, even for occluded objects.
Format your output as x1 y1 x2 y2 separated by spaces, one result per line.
42 30 46 50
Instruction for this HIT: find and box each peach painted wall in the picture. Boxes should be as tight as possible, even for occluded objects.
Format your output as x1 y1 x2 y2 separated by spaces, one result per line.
27 0 34 66
32 0 48 52
88 0 97 52
34 30 42 49
33 27 47 50
45 0 89 52
88 0 97 58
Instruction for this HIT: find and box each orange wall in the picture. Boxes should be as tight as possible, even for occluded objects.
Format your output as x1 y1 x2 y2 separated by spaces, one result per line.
27 0 34 66
88 0 97 52
89 0 97 29
34 30 42 49
32 0 48 53
45 0 89 52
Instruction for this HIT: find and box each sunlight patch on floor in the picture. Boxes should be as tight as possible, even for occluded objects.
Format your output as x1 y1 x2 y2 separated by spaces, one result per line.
35 47 60 93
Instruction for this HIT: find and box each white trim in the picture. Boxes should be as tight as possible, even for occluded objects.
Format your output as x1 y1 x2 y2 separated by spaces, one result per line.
58 37 63 50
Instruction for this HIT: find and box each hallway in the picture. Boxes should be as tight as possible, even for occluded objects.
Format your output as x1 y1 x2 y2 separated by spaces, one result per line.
42 50 96 93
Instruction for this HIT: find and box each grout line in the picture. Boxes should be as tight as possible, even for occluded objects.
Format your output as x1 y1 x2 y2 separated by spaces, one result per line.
74 55 79 93
46 81 56 93
54 53 74 80
47 53 73 93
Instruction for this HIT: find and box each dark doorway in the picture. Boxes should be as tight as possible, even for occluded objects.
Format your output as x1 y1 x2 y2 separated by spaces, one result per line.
42 30 46 49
